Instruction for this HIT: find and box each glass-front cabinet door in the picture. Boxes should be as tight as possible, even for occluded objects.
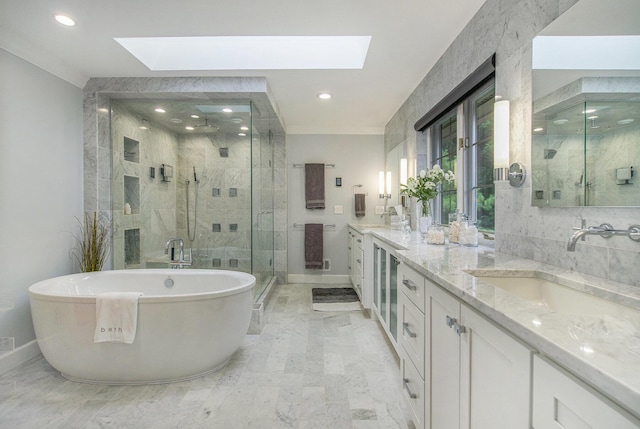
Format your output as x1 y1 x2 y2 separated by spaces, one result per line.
373 243 380 311
390 254 399 341
380 247 387 323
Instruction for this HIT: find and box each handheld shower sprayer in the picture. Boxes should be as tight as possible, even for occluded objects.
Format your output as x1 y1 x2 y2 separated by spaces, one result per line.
186 166 199 242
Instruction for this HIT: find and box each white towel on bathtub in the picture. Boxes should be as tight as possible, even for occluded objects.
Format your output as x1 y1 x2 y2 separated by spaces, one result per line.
94 292 143 344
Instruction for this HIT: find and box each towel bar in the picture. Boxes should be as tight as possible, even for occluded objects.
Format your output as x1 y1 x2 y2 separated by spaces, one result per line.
292 164 335 168
353 184 368 195
293 223 336 228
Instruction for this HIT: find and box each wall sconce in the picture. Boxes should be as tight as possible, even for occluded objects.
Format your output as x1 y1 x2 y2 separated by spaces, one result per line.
400 158 408 207
493 100 525 187
379 171 391 199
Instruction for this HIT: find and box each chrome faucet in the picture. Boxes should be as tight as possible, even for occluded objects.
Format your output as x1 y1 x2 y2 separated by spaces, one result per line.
567 220 640 251
164 238 192 268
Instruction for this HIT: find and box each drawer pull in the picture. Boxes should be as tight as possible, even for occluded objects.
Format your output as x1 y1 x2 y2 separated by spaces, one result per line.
357 239 362 243
402 278 417 291
356 259 361 263
403 378 417 399
454 322 466 336
403 322 417 338
446 315 456 328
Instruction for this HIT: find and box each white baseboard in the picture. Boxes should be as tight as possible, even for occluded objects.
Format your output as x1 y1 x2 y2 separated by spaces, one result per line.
287 274 351 284
0 340 41 376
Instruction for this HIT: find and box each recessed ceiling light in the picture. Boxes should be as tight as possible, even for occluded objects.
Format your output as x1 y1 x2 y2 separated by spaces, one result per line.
240 126 249 131
98 108 109 113
231 117 243 124
587 115 598 120
170 118 182 124
238 133 247 137
618 118 634 125
533 127 544 132
54 14 76 27
317 93 332 100
582 109 597 114
223 108 233 113
553 119 569 125
154 108 166 113
190 114 200 119
185 126 194 131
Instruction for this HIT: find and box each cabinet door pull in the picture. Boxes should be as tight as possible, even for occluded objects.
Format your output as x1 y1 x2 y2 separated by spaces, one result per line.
357 239 362 243
454 322 467 336
403 378 417 399
356 259 361 263
403 322 417 338
446 315 456 328
402 278 417 291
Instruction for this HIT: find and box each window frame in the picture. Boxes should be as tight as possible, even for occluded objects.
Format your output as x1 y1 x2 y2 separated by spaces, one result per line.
427 79 495 232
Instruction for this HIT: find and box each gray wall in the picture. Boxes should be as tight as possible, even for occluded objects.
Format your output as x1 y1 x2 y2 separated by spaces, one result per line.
385 0 640 287
287 134 385 277
0 48 83 348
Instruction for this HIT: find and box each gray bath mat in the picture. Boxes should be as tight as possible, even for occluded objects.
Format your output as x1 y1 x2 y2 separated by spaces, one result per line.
311 287 363 311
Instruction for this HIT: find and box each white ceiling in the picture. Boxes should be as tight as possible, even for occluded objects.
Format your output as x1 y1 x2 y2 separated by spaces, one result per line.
0 0 487 134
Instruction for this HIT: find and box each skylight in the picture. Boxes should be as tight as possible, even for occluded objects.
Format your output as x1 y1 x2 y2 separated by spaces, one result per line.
114 36 372 71
533 36 640 70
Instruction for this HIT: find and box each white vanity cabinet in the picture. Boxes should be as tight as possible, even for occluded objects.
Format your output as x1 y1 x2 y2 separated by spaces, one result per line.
347 227 364 300
533 356 640 429
424 280 533 429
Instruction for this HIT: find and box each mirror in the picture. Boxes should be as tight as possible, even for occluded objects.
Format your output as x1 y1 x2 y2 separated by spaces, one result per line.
531 0 640 207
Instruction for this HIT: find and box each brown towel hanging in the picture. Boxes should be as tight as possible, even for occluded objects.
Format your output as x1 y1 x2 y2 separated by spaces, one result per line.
355 193 366 217
305 163 325 209
305 223 323 269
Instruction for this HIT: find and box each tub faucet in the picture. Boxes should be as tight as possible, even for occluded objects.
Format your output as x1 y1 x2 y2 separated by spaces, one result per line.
164 238 192 269
567 220 640 251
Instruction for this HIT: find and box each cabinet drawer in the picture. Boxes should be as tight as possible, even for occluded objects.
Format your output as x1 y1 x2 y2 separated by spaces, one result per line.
401 352 425 429
400 297 425 378
398 263 425 312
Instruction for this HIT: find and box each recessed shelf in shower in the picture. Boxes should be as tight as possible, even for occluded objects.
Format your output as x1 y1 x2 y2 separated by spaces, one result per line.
124 175 140 214
123 137 140 163
124 228 140 268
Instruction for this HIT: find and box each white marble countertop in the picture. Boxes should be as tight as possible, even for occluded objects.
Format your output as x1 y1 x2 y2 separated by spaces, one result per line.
348 224 640 419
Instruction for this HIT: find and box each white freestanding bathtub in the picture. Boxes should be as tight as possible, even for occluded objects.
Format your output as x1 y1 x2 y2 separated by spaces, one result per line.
29 269 255 384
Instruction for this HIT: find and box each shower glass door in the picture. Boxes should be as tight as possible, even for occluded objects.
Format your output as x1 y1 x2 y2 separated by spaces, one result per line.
251 116 275 299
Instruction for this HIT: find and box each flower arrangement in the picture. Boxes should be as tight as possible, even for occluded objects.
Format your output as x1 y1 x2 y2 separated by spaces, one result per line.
400 165 455 217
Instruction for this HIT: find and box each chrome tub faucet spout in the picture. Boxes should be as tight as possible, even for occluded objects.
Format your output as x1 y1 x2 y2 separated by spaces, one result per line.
164 238 192 268
567 220 640 251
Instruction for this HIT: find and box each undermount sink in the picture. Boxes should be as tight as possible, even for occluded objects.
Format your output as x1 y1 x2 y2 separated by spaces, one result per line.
463 270 640 319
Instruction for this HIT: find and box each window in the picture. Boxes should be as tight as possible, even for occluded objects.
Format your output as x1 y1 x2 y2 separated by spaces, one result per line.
427 81 495 232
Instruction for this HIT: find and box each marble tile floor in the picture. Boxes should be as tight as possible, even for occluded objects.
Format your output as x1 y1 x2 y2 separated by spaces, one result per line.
0 283 415 429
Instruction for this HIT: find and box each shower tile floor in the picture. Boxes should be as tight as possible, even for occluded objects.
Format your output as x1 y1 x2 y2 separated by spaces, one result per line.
0 284 414 429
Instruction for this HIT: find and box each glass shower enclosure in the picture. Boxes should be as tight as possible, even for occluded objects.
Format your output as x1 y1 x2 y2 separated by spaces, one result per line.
110 99 274 299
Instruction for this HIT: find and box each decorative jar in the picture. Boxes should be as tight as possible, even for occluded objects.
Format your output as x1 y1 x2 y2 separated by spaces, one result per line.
427 225 445 245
